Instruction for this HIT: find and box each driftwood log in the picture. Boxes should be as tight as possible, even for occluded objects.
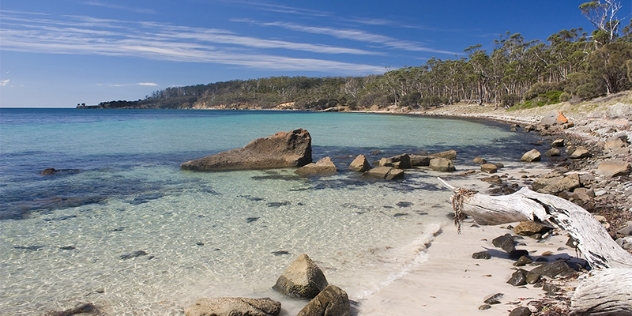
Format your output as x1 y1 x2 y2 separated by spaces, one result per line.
438 178 632 315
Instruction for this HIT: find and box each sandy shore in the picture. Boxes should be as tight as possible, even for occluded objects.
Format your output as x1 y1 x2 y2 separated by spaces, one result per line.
356 166 578 316
358 223 579 315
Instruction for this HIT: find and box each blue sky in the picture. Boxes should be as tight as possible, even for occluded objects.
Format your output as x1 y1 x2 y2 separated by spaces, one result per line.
0 1 610 107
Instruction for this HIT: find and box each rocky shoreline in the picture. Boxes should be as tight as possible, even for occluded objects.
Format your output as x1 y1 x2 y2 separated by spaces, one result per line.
413 98 632 315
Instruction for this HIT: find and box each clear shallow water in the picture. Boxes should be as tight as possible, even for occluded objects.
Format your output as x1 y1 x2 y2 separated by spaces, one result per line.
0 109 542 315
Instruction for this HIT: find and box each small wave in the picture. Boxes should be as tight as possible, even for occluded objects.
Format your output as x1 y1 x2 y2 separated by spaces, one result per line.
355 222 443 300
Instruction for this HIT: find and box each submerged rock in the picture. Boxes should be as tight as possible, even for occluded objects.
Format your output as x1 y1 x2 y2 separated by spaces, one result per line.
181 129 312 171
48 303 99 316
184 297 281 316
119 250 148 260
41 168 58 175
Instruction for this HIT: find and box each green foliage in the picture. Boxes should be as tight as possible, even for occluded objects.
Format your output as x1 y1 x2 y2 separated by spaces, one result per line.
524 82 562 100
559 92 572 102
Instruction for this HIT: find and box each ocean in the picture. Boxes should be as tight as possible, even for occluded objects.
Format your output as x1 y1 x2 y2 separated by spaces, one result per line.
0 108 543 315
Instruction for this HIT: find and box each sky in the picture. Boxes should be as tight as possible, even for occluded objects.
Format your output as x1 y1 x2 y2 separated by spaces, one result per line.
0 0 618 108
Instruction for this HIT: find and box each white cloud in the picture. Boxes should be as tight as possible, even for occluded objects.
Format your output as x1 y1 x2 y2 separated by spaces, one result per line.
83 1 155 14
138 82 158 86
0 11 395 75
0 79 9 86
258 21 458 55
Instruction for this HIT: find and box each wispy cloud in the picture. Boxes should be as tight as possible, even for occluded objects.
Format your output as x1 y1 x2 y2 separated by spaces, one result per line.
0 11 386 74
217 0 330 17
0 79 9 86
256 21 458 55
138 82 158 86
83 1 155 14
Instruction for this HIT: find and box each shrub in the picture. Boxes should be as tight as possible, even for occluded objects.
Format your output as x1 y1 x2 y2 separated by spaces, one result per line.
559 92 571 102
524 82 562 100
575 83 601 100
501 94 520 107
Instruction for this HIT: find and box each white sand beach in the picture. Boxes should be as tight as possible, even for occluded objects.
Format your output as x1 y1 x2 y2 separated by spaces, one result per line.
358 222 579 315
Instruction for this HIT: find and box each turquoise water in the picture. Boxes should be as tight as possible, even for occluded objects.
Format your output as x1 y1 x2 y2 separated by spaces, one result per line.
0 109 541 315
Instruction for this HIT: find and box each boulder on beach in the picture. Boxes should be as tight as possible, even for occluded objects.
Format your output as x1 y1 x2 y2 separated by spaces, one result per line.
364 166 404 180
181 129 312 171
295 157 337 177
597 160 631 178
273 254 329 298
531 173 581 194
349 155 371 172
513 221 549 236
520 149 541 162
604 136 628 150
184 297 281 316
540 111 568 126
297 285 350 316
480 163 497 174
570 146 591 159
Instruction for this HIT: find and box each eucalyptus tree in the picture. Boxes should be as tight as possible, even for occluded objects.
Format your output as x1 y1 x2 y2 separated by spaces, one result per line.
579 0 622 43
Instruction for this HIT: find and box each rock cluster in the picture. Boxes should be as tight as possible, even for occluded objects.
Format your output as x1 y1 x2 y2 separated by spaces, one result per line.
180 129 463 180
184 254 350 316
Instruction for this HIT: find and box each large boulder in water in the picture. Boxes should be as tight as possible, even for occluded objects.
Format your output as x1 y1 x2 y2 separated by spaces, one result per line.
181 129 312 171
184 297 281 316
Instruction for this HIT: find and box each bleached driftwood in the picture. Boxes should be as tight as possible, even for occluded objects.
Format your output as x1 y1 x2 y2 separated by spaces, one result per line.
439 178 632 315
570 268 632 315
438 178 632 269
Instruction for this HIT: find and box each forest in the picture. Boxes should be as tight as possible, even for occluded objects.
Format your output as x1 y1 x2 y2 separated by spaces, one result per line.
92 1 632 111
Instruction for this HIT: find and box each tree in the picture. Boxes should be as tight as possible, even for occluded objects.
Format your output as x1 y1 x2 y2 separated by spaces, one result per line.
587 41 632 94
579 0 622 43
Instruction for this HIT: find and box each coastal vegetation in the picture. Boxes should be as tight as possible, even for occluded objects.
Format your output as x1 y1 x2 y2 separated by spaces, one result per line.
88 1 632 111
